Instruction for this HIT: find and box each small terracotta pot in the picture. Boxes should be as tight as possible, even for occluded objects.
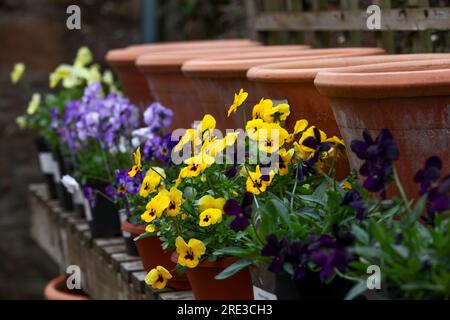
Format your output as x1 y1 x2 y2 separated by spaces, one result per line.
106 39 260 109
134 228 190 290
120 219 142 256
171 253 254 300
136 45 309 131
182 48 385 131
315 59 450 198
44 276 90 300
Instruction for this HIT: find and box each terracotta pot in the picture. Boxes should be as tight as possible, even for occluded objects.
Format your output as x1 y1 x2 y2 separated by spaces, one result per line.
134 228 190 290
136 45 310 131
315 59 450 198
44 275 90 300
120 219 142 257
106 39 260 109
182 47 385 130
171 254 254 300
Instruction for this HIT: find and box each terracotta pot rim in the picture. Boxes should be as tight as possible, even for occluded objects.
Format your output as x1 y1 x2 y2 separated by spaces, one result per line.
121 220 146 236
106 39 259 66
182 47 385 78
44 276 90 300
135 45 306 71
247 53 450 83
315 58 450 99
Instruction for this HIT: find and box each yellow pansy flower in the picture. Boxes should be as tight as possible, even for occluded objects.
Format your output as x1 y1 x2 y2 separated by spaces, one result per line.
175 236 206 268
325 136 346 159
145 266 172 289
16 116 27 129
179 155 208 178
128 147 142 177
199 208 223 227
257 122 289 153
342 181 352 190
145 224 155 233
102 70 114 85
198 195 226 212
10 63 25 84
293 119 309 135
197 114 216 134
26 93 41 115
141 189 170 223
74 47 93 68
246 118 265 140
263 103 290 123
227 88 248 117
278 148 295 176
252 98 272 120
139 167 166 198
85 64 102 84
246 165 274 195
295 126 327 159
166 187 184 217
174 128 202 152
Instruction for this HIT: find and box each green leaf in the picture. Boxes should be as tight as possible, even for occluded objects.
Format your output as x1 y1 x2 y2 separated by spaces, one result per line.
267 197 290 228
344 281 368 300
402 195 428 227
213 247 258 259
351 224 370 245
215 259 253 280
133 232 154 241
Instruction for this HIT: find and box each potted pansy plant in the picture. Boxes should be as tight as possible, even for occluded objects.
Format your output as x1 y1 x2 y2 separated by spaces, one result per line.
14 47 118 211
339 129 450 300
111 103 177 257
132 89 348 300
51 81 156 238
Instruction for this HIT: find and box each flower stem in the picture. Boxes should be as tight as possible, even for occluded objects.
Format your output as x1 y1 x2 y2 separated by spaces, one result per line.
393 167 411 214
291 163 299 211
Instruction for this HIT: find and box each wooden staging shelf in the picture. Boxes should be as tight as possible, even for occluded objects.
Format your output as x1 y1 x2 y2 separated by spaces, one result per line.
28 183 194 300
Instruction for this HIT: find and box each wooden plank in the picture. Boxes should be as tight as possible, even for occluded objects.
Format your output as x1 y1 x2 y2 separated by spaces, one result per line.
120 260 144 283
159 290 195 300
341 0 362 46
131 271 148 293
111 253 140 272
410 0 433 52
253 7 450 31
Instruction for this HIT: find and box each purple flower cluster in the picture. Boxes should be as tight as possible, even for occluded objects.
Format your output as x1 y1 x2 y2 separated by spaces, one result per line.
350 129 399 198
262 227 354 282
115 169 144 196
414 156 450 225
58 82 140 152
223 192 254 231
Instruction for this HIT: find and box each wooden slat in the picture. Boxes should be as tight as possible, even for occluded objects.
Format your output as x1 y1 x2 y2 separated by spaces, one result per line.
253 7 450 31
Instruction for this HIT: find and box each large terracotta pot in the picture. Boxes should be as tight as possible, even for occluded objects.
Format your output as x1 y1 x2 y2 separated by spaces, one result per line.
136 45 310 130
247 53 450 135
120 219 142 256
315 59 450 198
106 39 260 109
182 47 385 130
44 276 90 300
133 225 190 290
171 254 254 300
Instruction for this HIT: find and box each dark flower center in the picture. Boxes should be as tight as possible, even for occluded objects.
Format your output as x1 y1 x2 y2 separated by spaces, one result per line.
185 250 194 261
169 202 176 210
157 275 164 283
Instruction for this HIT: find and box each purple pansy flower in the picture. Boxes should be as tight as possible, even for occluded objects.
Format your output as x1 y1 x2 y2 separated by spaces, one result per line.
144 102 173 133
223 192 254 231
83 186 96 208
414 156 442 196
350 129 399 198
340 189 367 220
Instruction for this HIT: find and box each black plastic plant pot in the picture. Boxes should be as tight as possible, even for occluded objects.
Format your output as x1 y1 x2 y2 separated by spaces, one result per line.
34 137 57 199
56 183 75 212
124 236 139 256
85 181 121 238
275 272 356 300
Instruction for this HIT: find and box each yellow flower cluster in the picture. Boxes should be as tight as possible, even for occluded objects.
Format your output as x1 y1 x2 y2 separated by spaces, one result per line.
174 114 239 186
48 47 118 92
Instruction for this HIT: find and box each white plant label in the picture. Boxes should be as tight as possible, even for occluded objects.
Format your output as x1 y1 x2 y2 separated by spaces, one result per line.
83 198 93 222
38 152 54 174
52 161 62 183
73 190 85 205
253 286 277 300
119 209 131 238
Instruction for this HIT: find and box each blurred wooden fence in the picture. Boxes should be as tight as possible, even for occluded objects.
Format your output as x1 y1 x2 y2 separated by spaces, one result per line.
246 0 450 53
